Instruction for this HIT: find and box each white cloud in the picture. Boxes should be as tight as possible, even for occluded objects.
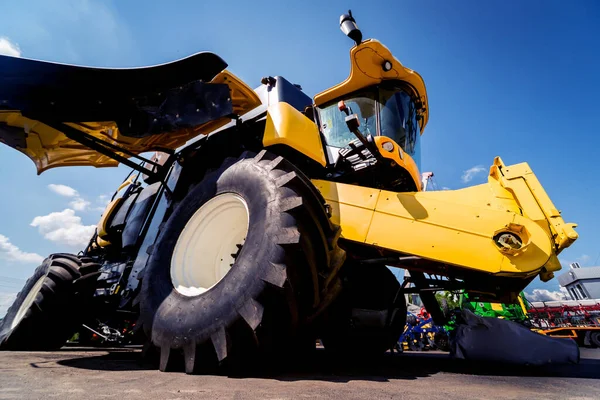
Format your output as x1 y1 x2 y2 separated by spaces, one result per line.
92 194 112 212
525 288 569 302
48 184 93 211
30 209 95 248
97 194 110 206
560 254 593 268
0 292 18 319
441 187 451 191
48 184 79 197
0 37 21 57
578 254 591 265
69 197 91 211
0 234 44 264
461 165 486 183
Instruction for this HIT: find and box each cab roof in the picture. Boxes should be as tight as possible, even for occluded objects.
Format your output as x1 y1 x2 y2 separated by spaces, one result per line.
313 39 429 134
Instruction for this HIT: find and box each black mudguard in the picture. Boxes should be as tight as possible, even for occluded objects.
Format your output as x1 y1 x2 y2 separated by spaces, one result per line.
451 308 580 366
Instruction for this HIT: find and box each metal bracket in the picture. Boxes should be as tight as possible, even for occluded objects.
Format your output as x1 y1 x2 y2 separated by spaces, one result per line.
410 271 448 326
43 121 166 180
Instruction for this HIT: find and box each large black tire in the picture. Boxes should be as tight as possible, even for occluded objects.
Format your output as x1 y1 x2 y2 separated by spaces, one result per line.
320 264 407 357
139 150 344 373
590 331 600 348
0 254 101 350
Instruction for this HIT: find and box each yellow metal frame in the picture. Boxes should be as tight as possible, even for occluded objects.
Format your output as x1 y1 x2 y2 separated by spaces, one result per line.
489 159 578 256
517 295 528 316
312 157 577 280
534 326 600 338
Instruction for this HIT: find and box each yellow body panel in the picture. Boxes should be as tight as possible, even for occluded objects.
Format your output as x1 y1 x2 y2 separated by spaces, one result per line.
95 175 139 247
313 39 429 133
263 102 327 166
316 183 380 242
312 158 577 280
0 71 261 174
97 198 122 241
373 136 422 191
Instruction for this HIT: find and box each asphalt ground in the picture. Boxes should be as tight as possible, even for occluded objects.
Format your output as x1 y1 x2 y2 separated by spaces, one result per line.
0 347 599 400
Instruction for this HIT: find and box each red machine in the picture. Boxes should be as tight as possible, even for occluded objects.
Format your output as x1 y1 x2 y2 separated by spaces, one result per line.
527 300 600 346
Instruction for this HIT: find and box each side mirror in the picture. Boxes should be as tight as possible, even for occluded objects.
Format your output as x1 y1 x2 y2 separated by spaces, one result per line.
339 10 362 46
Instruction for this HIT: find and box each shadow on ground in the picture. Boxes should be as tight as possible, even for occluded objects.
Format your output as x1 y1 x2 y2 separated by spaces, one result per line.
55 348 600 382
56 349 154 372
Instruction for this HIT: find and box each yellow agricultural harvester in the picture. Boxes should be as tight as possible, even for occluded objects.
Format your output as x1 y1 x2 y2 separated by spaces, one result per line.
0 11 577 372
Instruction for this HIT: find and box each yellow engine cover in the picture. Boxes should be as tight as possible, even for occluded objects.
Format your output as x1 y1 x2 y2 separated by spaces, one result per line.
263 102 327 166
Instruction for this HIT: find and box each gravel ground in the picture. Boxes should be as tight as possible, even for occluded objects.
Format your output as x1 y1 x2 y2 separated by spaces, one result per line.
0 347 599 400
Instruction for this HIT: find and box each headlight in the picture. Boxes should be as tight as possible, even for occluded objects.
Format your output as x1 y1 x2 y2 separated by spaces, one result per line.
382 141 394 152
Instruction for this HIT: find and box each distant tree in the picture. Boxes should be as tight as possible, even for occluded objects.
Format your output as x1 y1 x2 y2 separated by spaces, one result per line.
435 291 460 310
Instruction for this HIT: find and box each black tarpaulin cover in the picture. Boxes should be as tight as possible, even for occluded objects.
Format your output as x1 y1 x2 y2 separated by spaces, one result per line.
450 309 580 366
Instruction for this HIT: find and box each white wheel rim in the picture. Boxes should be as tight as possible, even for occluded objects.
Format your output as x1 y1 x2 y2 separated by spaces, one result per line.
170 193 249 297
11 275 46 330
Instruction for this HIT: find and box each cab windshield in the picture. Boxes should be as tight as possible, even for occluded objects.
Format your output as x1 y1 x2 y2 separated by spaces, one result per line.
318 92 377 148
317 86 421 168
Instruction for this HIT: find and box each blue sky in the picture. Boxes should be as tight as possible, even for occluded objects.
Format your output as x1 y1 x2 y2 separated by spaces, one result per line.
0 1 598 313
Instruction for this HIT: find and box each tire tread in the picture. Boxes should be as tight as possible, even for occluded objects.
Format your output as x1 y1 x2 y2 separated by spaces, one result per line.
140 150 345 373
0 254 102 350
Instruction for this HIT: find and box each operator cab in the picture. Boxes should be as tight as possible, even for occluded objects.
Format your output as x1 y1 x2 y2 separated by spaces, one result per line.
317 83 422 170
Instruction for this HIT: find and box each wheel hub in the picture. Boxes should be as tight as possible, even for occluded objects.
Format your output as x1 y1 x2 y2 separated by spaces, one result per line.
170 193 249 297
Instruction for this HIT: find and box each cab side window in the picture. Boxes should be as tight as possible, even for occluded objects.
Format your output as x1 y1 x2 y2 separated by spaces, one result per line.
379 89 407 149
378 89 420 156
